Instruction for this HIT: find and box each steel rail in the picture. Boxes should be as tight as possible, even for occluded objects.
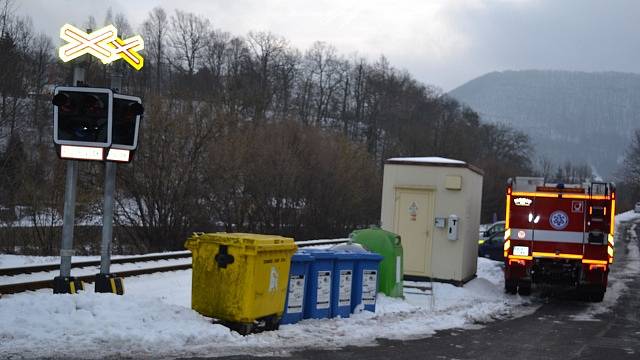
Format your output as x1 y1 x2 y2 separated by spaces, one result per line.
0 263 192 295
0 251 191 276
0 239 349 295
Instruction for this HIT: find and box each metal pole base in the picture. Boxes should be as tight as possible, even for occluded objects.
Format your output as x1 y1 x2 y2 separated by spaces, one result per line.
94 273 124 295
53 276 84 294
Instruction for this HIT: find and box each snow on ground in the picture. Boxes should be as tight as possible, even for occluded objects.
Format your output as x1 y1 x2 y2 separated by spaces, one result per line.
0 251 192 287
1 212 638 358
0 251 190 269
614 209 640 225
0 257 534 359
569 218 640 321
0 254 63 268
0 258 191 286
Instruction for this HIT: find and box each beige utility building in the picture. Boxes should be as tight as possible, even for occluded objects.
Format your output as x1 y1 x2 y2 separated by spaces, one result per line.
380 157 483 284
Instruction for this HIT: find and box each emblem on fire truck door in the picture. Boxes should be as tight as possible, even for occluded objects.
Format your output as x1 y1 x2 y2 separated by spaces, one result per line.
571 201 584 213
549 210 569 230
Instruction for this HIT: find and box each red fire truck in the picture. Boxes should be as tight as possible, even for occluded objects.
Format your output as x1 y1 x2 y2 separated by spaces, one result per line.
503 177 615 302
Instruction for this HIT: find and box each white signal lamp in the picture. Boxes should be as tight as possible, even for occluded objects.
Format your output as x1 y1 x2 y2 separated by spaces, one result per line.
106 148 131 162
60 145 105 161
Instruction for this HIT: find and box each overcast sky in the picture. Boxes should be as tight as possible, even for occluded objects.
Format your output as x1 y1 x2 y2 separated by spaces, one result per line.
16 0 640 91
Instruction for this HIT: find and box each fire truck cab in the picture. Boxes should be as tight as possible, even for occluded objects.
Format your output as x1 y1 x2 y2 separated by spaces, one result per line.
504 177 615 302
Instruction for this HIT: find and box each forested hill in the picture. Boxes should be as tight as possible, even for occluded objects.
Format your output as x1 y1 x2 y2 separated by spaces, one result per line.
449 70 640 177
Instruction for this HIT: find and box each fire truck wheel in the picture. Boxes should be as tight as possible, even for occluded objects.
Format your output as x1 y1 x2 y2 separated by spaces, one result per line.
505 280 518 294
517 281 531 296
589 290 605 302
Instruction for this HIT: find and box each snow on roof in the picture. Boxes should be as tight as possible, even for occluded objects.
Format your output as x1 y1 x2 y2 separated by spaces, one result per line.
386 156 466 165
385 156 484 175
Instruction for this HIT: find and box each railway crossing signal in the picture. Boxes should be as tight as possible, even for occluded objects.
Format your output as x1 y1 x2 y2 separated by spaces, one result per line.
53 22 145 295
59 24 144 70
51 88 143 294
52 87 143 162
53 87 114 149
107 94 143 163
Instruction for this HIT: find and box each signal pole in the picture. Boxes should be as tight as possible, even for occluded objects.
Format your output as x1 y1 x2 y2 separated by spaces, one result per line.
95 67 124 294
99 162 116 275
53 59 84 294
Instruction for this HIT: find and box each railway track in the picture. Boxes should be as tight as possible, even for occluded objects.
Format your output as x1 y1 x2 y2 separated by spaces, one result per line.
0 251 192 277
0 263 192 294
0 238 348 295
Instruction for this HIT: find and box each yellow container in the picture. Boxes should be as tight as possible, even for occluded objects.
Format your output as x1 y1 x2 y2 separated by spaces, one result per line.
185 232 297 325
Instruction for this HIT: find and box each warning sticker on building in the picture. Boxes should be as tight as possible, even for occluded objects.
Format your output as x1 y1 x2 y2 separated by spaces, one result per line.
286 274 306 313
317 271 331 309
362 270 378 305
339 270 353 307
409 201 418 221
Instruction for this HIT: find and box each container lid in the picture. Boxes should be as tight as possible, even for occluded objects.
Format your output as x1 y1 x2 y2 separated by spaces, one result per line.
352 252 384 261
332 248 383 261
350 227 402 247
331 250 360 260
331 243 367 253
299 248 337 259
185 232 297 251
291 252 314 262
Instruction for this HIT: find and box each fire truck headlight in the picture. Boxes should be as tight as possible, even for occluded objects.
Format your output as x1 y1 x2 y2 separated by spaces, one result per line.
528 213 533 222
533 215 540 224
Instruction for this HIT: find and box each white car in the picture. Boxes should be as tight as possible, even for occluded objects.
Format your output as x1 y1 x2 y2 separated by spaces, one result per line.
635 202 640 213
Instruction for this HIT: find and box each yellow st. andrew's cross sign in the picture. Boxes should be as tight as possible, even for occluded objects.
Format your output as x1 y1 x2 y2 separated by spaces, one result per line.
59 24 144 70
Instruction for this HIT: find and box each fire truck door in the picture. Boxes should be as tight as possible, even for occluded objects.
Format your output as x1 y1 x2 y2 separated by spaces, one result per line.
532 197 585 255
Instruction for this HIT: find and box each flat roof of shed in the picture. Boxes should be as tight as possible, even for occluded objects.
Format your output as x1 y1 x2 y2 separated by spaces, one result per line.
385 157 484 176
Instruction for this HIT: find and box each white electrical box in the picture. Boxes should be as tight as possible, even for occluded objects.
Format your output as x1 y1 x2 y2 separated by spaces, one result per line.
447 214 459 240
434 217 446 228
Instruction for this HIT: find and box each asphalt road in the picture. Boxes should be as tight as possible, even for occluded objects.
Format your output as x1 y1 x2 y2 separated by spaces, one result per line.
210 218 640 360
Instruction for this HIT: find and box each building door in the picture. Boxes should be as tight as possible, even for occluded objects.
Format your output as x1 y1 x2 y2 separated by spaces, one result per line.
394 188 435 277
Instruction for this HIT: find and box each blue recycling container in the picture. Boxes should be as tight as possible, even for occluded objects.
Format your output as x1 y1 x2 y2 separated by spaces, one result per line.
281 252 314 325
302 249 335 319
351 252 383 313
331 251 357 318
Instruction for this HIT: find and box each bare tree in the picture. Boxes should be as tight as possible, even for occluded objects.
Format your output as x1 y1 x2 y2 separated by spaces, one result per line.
169 10 210 76
0 4 543 251
116 96 216 250
0 0 14 37
28 33 52 142
304 42 345 126
246 31 288 122
141 7 169 94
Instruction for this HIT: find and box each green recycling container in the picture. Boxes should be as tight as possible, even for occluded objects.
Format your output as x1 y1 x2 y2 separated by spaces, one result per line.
350 227 403 298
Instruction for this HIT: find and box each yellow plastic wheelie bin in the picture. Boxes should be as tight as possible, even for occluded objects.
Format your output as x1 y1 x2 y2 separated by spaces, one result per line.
185 233 297 334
